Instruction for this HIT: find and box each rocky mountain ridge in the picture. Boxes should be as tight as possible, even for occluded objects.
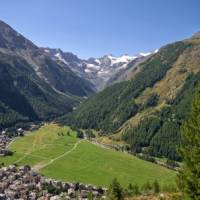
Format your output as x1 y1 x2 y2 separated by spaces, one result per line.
41 48 157 90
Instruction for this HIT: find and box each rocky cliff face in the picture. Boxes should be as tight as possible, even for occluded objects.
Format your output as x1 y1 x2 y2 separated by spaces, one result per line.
41 48 156 90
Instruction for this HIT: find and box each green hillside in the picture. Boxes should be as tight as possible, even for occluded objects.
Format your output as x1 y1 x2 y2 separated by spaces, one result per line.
60 34 200 161
63 41 191 132
0 124 176 187
0 53 78 128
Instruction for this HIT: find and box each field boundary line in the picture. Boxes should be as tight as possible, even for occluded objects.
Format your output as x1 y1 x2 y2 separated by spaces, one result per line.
16 152 50 160
13 132 39 164
33 139 83 171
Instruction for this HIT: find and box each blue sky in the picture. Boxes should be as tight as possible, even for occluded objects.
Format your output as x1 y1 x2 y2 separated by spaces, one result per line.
0 0 200 58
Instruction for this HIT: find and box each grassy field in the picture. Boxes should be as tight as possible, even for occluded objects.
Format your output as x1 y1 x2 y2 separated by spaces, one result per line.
0 124 176 187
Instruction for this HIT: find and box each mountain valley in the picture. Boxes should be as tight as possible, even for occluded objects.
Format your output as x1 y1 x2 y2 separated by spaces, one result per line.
0 20 158 128
62 33 200 161
0 18 200 200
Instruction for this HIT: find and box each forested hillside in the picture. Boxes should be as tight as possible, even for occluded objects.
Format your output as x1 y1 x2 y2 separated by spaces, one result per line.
0 52 77 128
62 34 200 161
0 20 95 128
122 72 200 160
64 41 191 131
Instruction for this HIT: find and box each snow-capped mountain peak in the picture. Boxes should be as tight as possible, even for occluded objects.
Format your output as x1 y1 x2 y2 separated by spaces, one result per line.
107 54 137 65
41 48 158 90
154 49 159 53
139 52 152 57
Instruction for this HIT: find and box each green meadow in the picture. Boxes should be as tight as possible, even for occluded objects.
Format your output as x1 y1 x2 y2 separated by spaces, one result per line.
0 124 176 187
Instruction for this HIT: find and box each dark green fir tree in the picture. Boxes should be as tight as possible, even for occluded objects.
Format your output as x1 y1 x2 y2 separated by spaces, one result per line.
178 86 200 200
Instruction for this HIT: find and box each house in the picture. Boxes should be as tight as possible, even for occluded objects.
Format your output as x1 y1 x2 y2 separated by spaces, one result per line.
0 165 106 199
67 188 75 198
17 128 24 136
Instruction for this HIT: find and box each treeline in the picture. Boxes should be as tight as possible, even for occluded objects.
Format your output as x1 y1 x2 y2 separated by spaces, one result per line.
107 178 179 200
177 83 200 200
122 72 200 161
0 101 29 128
0 55 76 128
61 41 190 133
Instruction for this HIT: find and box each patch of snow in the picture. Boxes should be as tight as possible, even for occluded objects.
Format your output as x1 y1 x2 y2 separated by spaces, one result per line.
95 59 101 64
54 52 68 65
85 68 92 73
154 49 159 53
108 55 137 65
77 63 83 67
86 63 100 70
44 49 50 53
97 70 110 75
139 52 152 57
119 63 129 69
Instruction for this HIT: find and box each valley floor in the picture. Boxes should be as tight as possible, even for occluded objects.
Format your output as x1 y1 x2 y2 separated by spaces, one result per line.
0 124 176 188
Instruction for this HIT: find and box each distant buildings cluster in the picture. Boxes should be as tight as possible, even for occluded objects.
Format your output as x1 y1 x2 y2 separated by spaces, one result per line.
0 135 12 157
0 123 41 157
0 165 107 200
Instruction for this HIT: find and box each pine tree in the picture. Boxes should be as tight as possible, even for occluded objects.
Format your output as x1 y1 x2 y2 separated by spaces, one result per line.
153 180 160 194
107 178 124 200
142 181 152 193
178 86 200 199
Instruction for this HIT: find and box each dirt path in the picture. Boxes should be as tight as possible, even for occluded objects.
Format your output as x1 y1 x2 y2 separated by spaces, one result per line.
89 139 111 150
32 140 83 171
13 133 39 164
8 137 17 148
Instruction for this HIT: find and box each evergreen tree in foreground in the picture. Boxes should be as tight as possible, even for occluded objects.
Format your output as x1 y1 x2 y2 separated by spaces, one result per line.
178 86 200 199
107 178 124 200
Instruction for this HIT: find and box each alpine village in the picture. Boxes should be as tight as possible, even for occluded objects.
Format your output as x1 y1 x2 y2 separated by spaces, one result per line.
0 1 200 200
